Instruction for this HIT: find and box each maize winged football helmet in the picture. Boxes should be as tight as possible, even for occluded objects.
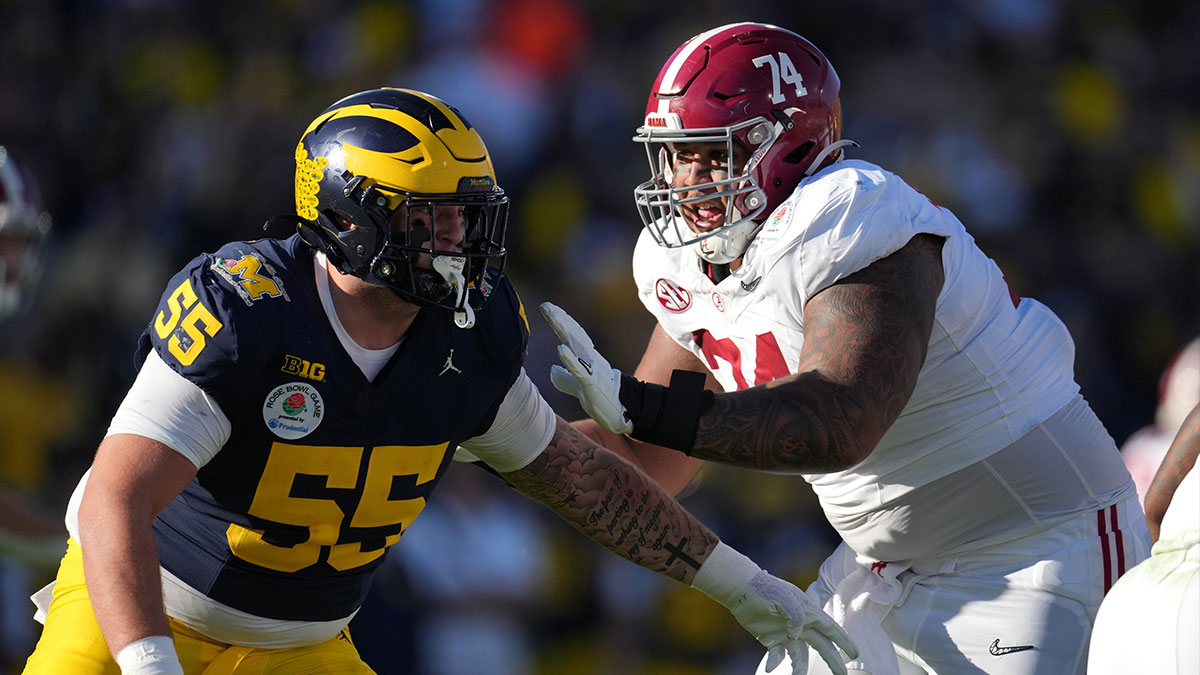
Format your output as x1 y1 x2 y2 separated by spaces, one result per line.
293 88 508 327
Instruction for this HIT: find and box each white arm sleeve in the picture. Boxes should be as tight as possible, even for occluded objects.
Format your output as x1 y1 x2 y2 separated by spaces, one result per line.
105 350 232 468
453 368 556 473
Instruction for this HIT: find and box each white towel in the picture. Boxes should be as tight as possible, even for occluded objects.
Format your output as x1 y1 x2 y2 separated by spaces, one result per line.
825 556 907 675
30 579 55 624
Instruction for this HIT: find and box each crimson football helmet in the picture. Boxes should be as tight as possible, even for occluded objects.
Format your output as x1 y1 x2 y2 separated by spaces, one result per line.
293 88 508 328
634 23 853 264
0 146 52 319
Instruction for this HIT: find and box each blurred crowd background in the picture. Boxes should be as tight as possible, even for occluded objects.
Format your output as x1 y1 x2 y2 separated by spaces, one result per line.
1 0 1197 673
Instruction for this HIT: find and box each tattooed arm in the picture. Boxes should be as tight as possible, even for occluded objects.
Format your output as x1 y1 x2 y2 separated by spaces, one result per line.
570 324 715 497
541 234 944 476
1144 403 1200 542
503 417 717 583
691 234 944 473
501 416 860 673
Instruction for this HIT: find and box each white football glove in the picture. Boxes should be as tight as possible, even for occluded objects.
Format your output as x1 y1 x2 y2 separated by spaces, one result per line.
115 636 184 675
693 543 858 675
540 302 633 435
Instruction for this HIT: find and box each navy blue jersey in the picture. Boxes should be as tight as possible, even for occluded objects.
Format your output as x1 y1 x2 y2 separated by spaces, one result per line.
135 234 528 621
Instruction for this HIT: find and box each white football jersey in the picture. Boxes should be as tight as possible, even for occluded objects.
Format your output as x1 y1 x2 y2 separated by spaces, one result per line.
634 159 1086 531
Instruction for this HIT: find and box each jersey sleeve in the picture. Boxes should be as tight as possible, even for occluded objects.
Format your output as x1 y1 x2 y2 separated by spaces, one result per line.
132 247 282 419
761 161 954 305
455 368 556 472
106 349 232 468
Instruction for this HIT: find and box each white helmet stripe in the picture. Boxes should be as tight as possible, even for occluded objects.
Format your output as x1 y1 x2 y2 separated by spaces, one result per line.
655 22 759 115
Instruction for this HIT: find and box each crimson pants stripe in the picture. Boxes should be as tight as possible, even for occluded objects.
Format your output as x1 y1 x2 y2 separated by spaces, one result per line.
1110 504 1126 576
1097 508 1113 592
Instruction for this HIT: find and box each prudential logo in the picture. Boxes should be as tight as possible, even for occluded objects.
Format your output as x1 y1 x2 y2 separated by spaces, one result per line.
263 382 325 440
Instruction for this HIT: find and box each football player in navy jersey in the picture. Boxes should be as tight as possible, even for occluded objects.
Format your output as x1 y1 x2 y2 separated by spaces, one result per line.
544 22 1149 675
22 88 856 675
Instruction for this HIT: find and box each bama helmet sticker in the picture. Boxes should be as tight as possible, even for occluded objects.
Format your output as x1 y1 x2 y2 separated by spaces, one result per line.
262 382 325 439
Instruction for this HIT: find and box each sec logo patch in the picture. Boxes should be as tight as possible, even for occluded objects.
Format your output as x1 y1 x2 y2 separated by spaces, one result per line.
655 278 692 312
263 382 325 439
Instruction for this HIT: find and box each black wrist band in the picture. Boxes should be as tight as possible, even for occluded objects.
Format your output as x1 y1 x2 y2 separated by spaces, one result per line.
618 369 714 453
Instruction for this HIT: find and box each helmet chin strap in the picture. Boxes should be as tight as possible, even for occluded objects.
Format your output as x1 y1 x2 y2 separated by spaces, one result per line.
693 217 764 265
432 255 475 328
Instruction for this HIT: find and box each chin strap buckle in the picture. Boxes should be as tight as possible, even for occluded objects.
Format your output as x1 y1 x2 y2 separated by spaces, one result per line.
454 305 475 329
433 255 476 329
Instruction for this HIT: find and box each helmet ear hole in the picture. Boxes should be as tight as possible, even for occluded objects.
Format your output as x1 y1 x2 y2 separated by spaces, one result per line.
783 141 815 165
331 212 353 231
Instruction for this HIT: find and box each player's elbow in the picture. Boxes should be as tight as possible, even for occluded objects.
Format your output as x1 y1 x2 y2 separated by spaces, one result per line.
839 433 882 469
810 387 892 471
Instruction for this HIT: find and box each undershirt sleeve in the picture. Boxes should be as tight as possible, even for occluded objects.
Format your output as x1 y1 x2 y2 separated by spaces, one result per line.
105 349 232 468
453 368 556 473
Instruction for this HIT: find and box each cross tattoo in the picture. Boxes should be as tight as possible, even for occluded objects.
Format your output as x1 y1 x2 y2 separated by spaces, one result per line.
664 537 701 570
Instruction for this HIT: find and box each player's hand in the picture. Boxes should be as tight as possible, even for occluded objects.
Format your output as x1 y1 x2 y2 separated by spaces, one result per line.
734 571 858 675
540 302 633 435
692 543 858 675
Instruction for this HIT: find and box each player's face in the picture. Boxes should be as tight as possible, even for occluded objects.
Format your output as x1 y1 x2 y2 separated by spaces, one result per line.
666 140 750 234
390 203 467 267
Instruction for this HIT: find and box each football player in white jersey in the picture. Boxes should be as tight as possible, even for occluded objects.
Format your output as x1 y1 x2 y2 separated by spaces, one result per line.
1088 402 1199 674
543 22 1150 675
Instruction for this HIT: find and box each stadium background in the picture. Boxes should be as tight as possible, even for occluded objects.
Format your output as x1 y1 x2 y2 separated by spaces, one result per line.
0 0 1196 673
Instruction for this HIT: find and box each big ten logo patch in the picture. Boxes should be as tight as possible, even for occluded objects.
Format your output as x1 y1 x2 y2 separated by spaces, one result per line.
282 354 326 382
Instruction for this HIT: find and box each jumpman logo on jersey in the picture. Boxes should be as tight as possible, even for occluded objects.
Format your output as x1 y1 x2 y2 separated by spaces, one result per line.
870 561 888 577
439 349 462 376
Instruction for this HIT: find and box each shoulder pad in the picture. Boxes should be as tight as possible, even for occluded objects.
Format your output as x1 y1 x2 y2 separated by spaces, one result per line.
138 240 298 383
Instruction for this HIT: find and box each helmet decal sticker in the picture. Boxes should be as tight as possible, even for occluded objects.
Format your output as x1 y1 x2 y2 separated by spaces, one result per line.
295 144 328 221
752 52 808 103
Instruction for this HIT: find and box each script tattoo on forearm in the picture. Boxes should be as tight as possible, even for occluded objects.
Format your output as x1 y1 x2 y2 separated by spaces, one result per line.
693 234 945 473
504 418 717 583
